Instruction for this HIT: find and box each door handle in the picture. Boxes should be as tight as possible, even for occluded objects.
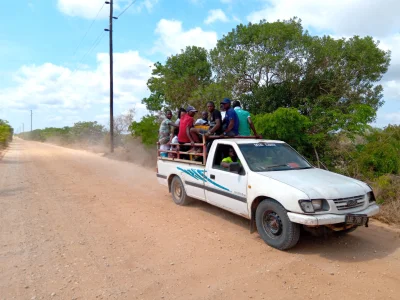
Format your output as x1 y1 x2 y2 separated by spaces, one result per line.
210 174 215 179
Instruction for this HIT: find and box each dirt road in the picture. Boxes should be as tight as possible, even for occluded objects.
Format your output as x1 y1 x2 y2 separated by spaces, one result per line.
1 139 400 300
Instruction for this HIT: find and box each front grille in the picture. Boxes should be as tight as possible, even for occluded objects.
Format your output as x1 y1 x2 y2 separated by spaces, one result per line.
332 195 365 211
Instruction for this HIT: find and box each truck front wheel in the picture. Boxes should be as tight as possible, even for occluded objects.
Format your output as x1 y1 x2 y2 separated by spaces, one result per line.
170 176 191 206
255 200 300 250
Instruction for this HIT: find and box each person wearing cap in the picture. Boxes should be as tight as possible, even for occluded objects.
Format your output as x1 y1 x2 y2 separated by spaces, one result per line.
178 105 201 153
232 100 261 137
220 98 239 137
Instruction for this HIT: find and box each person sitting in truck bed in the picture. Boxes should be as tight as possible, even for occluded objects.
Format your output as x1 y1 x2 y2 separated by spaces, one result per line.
220 98 239 137
194 111 209 126
178 105 201 153
221 147 241 169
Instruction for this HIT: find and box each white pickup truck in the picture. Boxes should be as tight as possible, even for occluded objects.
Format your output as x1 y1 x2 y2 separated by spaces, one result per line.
156 138 380 250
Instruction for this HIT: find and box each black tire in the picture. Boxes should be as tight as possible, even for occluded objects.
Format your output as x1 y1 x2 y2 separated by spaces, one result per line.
255 200 300 250
335 226 358 236
170 176 191 206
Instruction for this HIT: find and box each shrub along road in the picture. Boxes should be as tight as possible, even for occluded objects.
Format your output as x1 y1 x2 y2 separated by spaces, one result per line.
1 139 400 299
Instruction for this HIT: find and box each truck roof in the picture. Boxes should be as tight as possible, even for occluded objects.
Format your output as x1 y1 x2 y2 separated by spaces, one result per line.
224 139 285 145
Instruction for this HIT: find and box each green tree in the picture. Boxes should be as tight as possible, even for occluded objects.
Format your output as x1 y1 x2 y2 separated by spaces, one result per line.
253 108 311 153
129 115 160 146
210 18 390 163
70 121 105 144
0 119 13 147
143 46 212 112
355 125 400 177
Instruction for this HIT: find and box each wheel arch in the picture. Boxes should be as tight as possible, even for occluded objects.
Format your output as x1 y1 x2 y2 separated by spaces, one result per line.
168 174 180 193
249 196 279 234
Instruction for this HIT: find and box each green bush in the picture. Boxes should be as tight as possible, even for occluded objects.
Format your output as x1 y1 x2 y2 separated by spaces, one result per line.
355 125 400 178
129 115 159 146
0 119 13 147
19 122 105 146
253 108 312 153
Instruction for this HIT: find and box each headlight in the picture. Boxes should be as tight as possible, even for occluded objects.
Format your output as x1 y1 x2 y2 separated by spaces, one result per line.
299 199 329 213
299 200 315 213
311 199 322 210
367 191 376 203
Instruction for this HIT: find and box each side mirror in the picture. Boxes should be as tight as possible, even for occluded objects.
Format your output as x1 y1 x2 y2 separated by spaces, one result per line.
229 162 240 172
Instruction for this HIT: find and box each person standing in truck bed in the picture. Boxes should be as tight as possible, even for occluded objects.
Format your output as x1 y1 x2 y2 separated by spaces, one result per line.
232 100 261 138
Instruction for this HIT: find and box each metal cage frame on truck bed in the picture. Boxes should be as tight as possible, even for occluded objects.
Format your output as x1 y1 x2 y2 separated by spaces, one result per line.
157 135 261 165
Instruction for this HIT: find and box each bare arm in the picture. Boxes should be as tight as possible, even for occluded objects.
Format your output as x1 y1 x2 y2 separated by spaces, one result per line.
186 126 194 144
208 119 221 134
221 161 230 168
248 117 259 137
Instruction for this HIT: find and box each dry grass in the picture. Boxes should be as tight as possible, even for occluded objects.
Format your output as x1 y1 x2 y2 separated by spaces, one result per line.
371 175 400 225
375 201 400 225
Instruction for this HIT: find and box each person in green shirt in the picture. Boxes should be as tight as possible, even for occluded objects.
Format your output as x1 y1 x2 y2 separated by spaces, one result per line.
221 147 241 169
232 100 261 137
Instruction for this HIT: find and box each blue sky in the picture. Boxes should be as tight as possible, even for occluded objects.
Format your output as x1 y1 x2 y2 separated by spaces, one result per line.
0 0 399 132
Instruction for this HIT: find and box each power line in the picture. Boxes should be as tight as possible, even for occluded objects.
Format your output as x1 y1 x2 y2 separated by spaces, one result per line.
73 2 106 57
69 31 106 78
78 32 106 65
117 0 138 18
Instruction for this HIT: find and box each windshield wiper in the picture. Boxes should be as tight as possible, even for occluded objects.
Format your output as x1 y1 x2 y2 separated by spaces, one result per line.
264 164 290 169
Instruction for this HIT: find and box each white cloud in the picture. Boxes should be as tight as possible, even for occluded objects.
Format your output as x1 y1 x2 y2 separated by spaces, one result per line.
153 19 218 55
57 0 158 19
384 112 400 123
57 0 112 19
204 9 229 24
247 0 400 37
0 51 153 113
246 0 400 104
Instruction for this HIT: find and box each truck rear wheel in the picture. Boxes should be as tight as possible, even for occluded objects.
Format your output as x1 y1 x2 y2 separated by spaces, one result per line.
171 176 191 206
255 200 300 250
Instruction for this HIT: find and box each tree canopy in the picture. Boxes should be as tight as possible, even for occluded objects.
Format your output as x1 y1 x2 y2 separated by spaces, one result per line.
135 17 391 165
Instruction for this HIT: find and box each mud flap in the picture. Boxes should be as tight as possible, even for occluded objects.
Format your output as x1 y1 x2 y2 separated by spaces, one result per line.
250 218 257 234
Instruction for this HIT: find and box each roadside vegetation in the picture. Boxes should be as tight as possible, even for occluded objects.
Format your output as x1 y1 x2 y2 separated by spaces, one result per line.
0 119 13 149
17 18 399 224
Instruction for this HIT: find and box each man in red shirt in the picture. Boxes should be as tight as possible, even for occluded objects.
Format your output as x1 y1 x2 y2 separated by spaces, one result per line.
178 105 200 153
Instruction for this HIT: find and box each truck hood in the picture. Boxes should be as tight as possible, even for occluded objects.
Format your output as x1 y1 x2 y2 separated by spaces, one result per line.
258 168 368 199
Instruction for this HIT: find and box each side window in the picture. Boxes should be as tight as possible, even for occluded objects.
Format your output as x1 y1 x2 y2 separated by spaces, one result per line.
212 144 241 173
212 144 229 170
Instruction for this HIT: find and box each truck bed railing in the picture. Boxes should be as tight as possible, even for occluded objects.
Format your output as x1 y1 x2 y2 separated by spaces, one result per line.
157 134 262 165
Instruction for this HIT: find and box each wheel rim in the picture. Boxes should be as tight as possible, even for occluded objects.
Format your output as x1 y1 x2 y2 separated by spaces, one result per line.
173 182 182 200
262 210 283 238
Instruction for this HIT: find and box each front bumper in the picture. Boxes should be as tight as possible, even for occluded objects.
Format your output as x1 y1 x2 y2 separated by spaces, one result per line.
287 204 380 226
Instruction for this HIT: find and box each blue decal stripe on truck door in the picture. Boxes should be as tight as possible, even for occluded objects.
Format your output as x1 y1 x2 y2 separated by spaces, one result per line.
185 181 247 203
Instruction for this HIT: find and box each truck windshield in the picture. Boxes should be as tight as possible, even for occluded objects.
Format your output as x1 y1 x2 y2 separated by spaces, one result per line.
238 142 312 172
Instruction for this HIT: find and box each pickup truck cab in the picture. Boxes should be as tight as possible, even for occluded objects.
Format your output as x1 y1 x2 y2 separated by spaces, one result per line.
156 138 380 250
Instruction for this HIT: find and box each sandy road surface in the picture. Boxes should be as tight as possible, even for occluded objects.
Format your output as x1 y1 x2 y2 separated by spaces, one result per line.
1 139 400 300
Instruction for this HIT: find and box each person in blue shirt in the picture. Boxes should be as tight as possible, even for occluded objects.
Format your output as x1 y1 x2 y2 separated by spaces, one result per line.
220 98 239 137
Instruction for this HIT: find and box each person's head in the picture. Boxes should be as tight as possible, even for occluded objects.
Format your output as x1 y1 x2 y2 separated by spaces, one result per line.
201 111 208 121
228 147 238 161
207 101 215 113
186 105 198 117
177 108 186 119
232 100 241 109
220 98 231 110
165 110 172 120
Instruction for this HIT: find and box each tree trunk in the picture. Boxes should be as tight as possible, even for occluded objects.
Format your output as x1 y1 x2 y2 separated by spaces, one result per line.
313 145 320 168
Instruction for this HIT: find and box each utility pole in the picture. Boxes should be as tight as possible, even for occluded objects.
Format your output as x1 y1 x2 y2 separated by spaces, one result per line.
30 110 33 132
105 0 114 153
